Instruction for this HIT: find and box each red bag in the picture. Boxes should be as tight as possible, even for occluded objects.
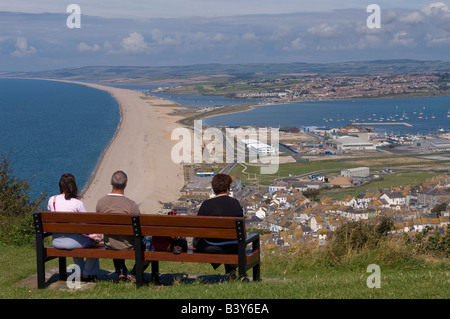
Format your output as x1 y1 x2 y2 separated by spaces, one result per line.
152 211 177 252
152 236 175 252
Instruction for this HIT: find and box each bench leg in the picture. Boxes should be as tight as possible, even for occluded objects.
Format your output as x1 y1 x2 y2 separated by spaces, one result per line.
238 266 246 279
34 213 46 289
252 237 261 281
133 241 144 288
59 257 67 281
253 264 261 281
151 261 159 284
36 249 46 289
238 242 246 279
134 263 144 288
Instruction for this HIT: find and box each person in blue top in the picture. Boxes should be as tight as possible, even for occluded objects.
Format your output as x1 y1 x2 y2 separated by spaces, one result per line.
193 173 243 279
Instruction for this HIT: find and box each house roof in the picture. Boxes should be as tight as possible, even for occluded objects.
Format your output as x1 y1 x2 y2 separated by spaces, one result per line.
383 192 405 198
329 176 353 186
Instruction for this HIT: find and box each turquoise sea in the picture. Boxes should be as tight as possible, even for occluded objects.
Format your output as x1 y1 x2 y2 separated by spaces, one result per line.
0 78 120 200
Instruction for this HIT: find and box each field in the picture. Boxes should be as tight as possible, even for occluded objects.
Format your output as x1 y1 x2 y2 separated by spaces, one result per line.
230 153 449 192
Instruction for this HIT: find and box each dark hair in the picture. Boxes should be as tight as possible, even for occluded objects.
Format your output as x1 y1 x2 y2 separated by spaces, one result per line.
59 173 79 200
111 170 128 190
211 174 232 195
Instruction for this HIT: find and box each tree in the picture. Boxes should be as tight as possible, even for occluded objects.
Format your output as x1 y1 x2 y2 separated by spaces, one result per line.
431 202 447 216
303 189 320 201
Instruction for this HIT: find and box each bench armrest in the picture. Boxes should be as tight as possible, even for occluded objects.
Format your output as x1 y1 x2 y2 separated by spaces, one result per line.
245 232 260 245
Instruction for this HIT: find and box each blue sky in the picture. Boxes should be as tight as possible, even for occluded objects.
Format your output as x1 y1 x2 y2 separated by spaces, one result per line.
0 1 449 71
0 1 434 18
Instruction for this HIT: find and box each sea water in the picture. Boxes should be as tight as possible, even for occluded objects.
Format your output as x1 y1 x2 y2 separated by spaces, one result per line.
0 78 120 200
202 96 450 135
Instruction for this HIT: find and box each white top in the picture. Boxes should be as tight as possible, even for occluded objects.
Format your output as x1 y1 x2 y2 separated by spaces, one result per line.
47 194 86 212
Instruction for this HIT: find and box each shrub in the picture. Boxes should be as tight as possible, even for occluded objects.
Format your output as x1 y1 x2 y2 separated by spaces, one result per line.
0 152 46 246
326 217 395 260
414 226 449 257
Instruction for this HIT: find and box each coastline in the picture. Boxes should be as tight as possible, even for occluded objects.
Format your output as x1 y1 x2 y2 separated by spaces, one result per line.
43 79 186 213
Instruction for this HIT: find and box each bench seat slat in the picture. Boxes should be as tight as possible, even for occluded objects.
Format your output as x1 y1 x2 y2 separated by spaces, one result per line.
42 223 134 236
143 250 260 265
45 246 135 259
138 215 238 228
139 226 237 239
45 247 260 265
39 212 133 224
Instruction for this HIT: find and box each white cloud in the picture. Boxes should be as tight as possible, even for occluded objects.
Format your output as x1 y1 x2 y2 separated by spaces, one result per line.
285 37 306 51
78 42 101 52
212 33 226 43
421 2 450 31
11 37 37 57
120 32 149 53
425 33 450 46
390 31 416 47
399 11 425 25
421 2 450 16
356 35 383 49
242 32 256 40
307 23 342 38
150 29 179 45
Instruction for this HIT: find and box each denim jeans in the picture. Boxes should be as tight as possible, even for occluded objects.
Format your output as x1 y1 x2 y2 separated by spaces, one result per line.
52 233 100 276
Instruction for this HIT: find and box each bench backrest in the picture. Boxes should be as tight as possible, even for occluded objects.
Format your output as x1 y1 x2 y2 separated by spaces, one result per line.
34 211 135 236
133 215 246 241
34 212 246 242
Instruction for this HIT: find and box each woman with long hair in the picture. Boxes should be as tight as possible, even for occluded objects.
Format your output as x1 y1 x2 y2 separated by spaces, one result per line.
48 173 100 282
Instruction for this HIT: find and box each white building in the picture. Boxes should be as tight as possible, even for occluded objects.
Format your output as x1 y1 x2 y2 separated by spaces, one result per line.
333 136 376 151
241 138 278 155
414 138 450 152
341 167 370 178
255 207 267 220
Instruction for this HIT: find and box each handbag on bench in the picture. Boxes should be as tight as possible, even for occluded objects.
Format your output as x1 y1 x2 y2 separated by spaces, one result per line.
151 211 188 255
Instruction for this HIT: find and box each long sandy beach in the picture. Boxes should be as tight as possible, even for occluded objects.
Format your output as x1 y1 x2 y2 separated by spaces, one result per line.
64 81 185 213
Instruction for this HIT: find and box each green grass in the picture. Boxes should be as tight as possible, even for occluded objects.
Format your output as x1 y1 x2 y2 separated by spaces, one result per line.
231 160 351 183
231 155 444 192
1 242 448 299
323 171 440 198
355 171 438 191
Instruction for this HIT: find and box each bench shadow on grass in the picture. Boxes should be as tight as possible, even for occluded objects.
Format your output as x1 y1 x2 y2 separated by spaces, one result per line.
17 267 233 290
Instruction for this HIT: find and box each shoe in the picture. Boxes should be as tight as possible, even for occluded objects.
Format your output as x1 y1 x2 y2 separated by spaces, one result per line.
81 275 98 283
119 274 136 283
227 269 237 280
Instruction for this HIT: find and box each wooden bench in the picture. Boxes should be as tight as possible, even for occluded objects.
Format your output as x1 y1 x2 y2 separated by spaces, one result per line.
33 211 137 289
131 214 261 286
33 212 261 288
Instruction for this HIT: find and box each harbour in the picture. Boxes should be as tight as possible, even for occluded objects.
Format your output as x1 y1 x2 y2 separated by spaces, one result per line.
352 122 413 127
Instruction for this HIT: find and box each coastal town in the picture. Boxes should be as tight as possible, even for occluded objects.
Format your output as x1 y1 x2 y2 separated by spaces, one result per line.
236 72 450 101
163 71 450 102
162 124 450 251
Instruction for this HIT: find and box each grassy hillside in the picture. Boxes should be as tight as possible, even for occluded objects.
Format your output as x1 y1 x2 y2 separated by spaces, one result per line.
1 232 448 300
